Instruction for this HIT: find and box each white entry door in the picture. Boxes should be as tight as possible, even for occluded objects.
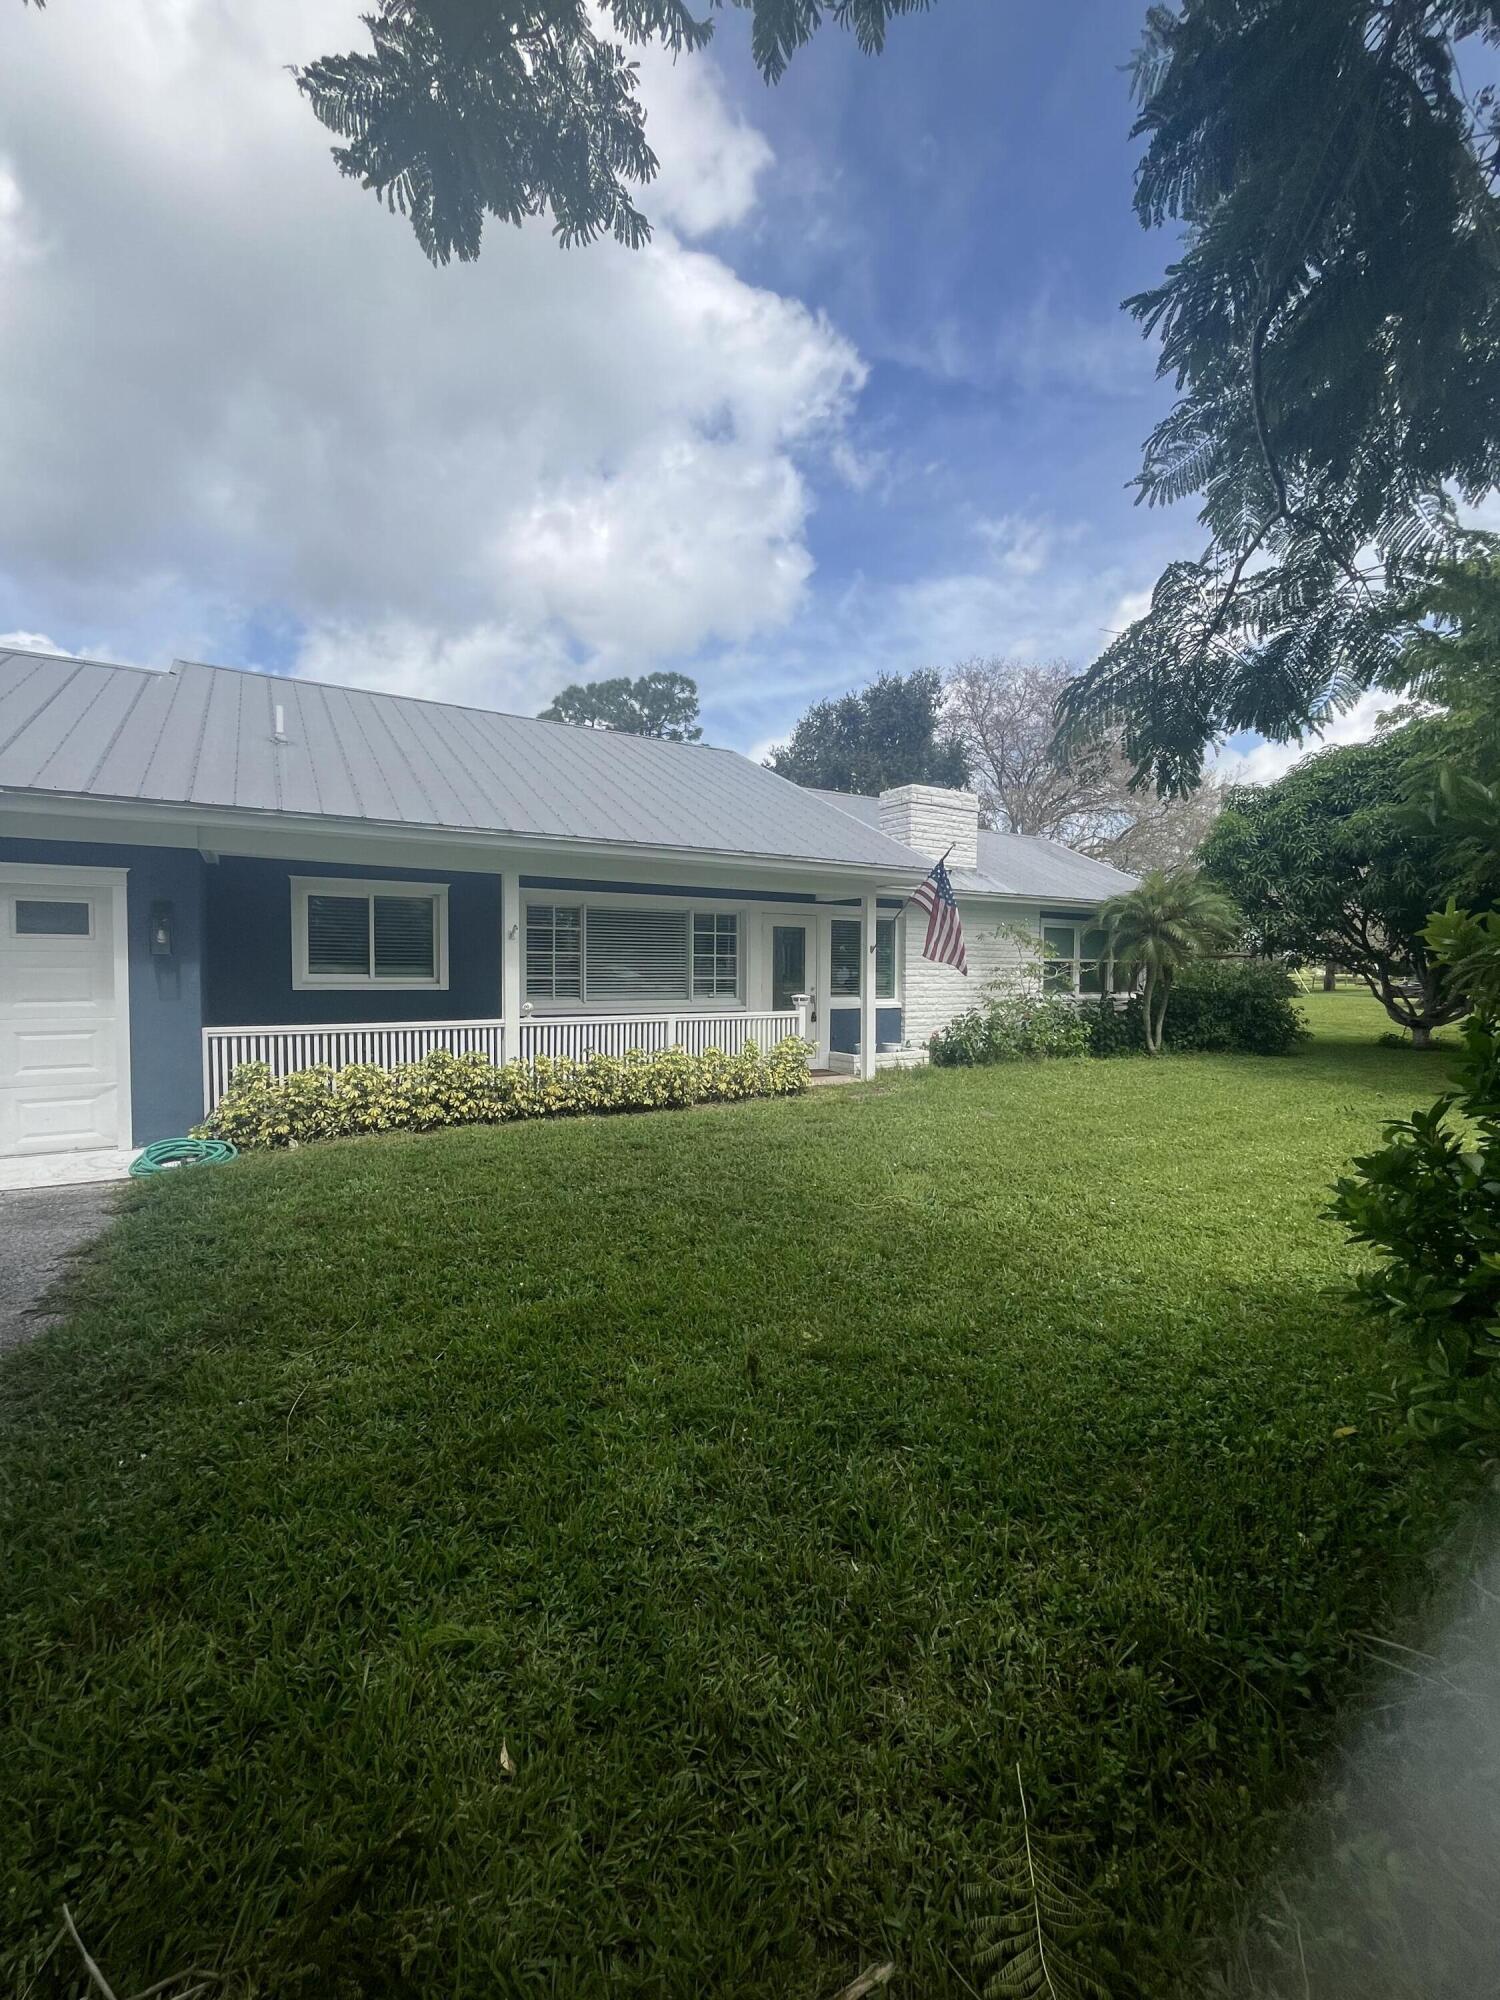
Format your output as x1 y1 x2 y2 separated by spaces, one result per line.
0 868 130 1157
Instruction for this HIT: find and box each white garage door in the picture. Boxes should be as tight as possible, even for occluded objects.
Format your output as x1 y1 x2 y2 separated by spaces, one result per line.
0 871 128 1158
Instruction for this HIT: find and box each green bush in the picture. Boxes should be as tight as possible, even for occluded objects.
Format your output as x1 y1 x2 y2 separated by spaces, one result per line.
928 992 1089 1067
1078 960 1307 1059
196 1038 812 1150
1079 995 1146 1057
1329 902 1499 1443
1156 958 1308 1054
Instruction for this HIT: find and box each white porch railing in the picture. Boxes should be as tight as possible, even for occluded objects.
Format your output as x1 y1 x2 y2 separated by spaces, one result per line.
517 1009 802 1065
200 1008 807 1114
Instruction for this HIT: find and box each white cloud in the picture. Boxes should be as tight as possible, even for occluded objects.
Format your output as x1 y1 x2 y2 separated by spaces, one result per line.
1210 687 1394 788
0 629 63 654
0 0 861 712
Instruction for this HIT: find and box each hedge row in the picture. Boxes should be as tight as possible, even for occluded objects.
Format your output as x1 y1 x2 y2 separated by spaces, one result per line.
930 960 1307 1067
195 1039 812 1150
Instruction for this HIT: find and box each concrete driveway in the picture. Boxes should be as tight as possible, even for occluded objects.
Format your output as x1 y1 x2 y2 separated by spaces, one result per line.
0 1184 117 1353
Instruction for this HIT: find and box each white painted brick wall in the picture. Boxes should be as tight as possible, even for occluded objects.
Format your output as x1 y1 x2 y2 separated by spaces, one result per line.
901 903 1042 1043
878 784 979 868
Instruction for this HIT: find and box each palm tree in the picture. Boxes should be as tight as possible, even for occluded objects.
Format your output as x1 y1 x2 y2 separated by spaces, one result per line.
1101 869 1239 1055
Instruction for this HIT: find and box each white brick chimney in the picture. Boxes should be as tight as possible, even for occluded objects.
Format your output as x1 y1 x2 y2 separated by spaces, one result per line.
877 783 979 868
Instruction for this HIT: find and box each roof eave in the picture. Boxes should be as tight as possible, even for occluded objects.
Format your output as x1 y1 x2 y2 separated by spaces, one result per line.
0 785 927 881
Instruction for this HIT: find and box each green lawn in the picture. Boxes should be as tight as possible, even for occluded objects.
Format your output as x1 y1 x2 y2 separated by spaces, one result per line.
0 992 1474 1998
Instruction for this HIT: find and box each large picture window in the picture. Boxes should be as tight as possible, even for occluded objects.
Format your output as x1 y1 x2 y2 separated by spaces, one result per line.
525 903 740 1008
292 878 447 990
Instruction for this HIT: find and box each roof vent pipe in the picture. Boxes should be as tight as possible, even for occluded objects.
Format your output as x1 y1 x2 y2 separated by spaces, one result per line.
273 702 287 742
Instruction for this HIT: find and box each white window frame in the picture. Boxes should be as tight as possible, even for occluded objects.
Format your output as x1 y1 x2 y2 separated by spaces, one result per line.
1041 918 1114 997
291 876 449 992
522 894 746 1012
9 893 96 940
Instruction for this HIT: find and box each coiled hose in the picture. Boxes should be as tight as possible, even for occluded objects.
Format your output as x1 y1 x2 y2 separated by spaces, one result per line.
129 1137 238 1176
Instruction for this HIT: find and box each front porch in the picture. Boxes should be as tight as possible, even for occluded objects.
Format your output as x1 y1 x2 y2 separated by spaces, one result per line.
196 850 912 1118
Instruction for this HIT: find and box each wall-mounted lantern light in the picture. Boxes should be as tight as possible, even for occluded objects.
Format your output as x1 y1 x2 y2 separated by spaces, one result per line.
149 900 175 957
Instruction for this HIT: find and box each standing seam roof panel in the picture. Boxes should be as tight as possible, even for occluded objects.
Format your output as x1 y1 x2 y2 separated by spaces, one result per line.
1 651 935 870
30 666 151 793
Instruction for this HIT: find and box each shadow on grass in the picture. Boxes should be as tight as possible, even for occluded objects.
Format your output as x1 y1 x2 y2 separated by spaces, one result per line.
0 1068 1480 1999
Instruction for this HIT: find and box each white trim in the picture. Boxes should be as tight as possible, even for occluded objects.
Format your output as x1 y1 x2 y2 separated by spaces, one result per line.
290 875 449 992
0 860 133 1152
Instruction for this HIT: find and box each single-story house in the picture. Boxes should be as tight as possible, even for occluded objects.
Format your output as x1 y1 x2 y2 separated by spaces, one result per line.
0 647 1136 1162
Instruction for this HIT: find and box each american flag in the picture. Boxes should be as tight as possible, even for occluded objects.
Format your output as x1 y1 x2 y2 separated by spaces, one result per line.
911 854 967 975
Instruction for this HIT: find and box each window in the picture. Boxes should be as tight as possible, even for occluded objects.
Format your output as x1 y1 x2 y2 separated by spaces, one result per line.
830 919 862 997
693 912 739 998
876 917 897 1000
292 879 447 989
1079 927 1110 996
1042 923 1076 991
1042 919 1116 995
586 908 689 1003
830 916 900 1001
526 904 582 1000
525 903 741 1007
14 898 91 937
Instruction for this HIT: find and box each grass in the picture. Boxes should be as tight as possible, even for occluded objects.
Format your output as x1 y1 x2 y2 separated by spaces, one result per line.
0 991 1475 1998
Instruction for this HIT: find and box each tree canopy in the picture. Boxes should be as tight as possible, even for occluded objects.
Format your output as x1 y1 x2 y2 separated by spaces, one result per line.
1059 0 1500 793
296 0 936 265
1201 725 1473 1044
942 657 1222 870
765 669 968 794
539 671 702 739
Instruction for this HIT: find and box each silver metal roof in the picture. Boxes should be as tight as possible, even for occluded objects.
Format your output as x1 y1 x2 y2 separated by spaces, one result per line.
0 650 929 873
804 788 1137 902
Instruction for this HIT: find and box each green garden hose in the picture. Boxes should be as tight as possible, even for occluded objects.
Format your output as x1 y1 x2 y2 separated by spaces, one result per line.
129 1137 238 1176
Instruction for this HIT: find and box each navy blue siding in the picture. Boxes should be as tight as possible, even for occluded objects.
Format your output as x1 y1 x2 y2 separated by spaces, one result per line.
0 835 206 1144
203 857 501 1027
827 1004 903 1054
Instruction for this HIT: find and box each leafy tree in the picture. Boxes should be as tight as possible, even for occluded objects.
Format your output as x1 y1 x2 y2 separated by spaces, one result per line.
1099 868 1239 1053
766 668 969 794
1329 896 1500 1442
943 657 1222 868
1392 549 1500 908
295 0 936 264
1201 728 1472 1046
539 671 702 739
1059 0 1500 793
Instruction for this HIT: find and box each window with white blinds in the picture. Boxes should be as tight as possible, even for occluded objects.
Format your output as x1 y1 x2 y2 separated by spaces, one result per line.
585 908 689 1002
293 879 447 989
525 905 583 1000
692 912 739 998
525 904 740 1007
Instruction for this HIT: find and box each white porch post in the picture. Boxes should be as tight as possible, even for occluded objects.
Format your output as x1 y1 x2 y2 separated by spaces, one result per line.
501 866 522 1062
860 890 878 1081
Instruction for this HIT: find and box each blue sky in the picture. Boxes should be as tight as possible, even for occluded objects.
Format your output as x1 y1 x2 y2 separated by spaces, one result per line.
0 0 1307 777
694 0 1188 750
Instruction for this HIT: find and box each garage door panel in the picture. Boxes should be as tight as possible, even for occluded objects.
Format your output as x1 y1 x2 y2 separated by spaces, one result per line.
1 879 125 1159
7 959 116 1011
2 1084 120 1153
2 1024 115 1081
